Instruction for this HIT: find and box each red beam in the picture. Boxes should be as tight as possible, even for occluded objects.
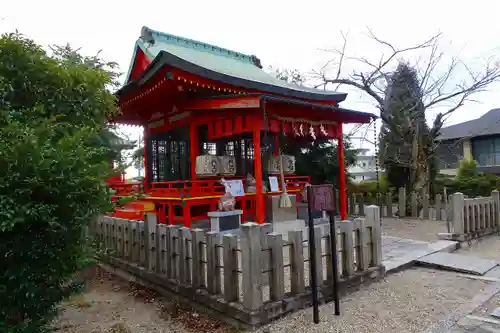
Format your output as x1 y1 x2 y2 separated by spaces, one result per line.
182 96 261 110
253 129 265 224
337 123 347 220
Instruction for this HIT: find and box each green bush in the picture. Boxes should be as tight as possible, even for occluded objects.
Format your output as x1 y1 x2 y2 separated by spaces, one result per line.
440 160 500 197
0 33 114 332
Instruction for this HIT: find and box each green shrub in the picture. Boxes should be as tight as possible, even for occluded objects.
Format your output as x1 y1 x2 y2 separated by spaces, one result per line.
440 160 500 197
0 33 114 332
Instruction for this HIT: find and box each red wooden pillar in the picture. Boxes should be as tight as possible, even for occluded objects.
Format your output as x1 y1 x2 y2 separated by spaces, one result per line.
143 127 149 192
337 123 347 220
253 129 265 224
189 123 199 180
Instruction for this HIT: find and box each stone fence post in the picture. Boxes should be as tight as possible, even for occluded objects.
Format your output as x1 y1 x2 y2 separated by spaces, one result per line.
398 187 406 217
240 223 263 311
492 190 500 228
365 205 382 266
451 192 465 234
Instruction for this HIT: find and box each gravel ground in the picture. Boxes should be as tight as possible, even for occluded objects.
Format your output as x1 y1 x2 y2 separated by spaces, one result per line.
257 268 491 333
52 268 236 333
451 287 500 332
455 233 500 260
381 218 447 242
53 267 492 333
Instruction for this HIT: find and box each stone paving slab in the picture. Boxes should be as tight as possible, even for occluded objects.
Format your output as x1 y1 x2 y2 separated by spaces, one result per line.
383 238 458 273
416 252 498 276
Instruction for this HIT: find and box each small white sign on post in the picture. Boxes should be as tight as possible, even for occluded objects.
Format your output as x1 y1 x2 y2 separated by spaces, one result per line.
223 179 245 197
268 176 280 192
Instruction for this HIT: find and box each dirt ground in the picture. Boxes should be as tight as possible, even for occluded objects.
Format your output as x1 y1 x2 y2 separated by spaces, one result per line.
52 267 237 333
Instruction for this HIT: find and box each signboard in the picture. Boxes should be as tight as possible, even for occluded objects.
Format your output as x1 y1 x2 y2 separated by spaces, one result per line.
268 176 280 192
308 184 335 213
223 179 245 197
305 184 340 323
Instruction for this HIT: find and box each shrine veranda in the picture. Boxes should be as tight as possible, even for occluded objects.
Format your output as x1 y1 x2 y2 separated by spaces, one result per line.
109 26 375 226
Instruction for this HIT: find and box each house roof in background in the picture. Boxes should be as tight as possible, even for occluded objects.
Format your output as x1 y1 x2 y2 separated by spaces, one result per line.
437 108 500 141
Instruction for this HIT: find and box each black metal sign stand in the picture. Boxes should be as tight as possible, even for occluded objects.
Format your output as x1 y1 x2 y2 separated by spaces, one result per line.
306 185 341 324
306 187 320 324
329 211 341 316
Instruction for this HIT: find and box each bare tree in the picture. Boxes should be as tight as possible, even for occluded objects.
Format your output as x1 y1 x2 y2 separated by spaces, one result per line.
314 29 500 198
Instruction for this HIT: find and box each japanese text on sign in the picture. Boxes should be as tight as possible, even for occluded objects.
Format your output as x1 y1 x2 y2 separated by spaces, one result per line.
308 185 335 212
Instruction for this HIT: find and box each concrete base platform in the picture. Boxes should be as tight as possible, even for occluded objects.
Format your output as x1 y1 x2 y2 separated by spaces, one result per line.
416 252 498 275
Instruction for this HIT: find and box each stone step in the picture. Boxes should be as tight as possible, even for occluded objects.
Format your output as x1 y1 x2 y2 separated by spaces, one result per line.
415 252 498 275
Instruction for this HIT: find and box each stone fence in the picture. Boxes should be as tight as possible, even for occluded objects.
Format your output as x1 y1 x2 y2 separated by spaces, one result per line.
438 190 500 242
347 188 449 220
94 206 384 328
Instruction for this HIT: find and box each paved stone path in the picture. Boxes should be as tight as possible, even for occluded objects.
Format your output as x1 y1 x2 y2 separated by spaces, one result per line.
269 219 458 274
382 236 458 273
416 252 498 276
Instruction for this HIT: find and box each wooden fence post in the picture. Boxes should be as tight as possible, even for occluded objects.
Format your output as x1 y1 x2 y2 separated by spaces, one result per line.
240 223 263 311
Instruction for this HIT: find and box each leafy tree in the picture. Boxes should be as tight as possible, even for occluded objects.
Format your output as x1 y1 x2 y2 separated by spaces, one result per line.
50 44 134 168
379 63 431 196
318 29 500 201
271 67 357 185
0 33 114 331
280 136 357 186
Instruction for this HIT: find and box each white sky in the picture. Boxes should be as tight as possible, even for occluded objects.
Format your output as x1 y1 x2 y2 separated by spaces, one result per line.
3 0 500 176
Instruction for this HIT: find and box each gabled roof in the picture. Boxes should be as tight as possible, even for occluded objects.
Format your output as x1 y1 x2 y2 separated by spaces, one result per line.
118 26 347 102
438 108 500 141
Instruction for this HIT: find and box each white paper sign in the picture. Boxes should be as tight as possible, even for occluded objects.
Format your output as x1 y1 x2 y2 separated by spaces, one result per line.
268 176 280 192
224 179 245 197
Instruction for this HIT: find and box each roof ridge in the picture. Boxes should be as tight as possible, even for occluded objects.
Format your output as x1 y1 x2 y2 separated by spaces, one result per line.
140 26 261 67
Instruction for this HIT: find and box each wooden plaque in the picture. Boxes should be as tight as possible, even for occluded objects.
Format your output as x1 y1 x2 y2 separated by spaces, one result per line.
308 184 335 212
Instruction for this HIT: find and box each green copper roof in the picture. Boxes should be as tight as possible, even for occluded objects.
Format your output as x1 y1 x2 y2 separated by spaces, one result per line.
120 26 347 102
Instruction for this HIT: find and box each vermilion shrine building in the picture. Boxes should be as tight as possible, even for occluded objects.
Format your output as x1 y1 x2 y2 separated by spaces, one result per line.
111 26 374 225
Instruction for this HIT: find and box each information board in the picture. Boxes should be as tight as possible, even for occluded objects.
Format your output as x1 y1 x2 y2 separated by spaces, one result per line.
308 184 335 212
